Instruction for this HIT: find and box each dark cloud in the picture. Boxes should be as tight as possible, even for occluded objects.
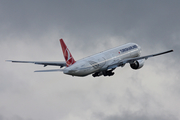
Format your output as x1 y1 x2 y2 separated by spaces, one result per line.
1 1 180 49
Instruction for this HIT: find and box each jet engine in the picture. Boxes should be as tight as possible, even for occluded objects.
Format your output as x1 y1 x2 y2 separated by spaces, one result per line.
130 59 145 70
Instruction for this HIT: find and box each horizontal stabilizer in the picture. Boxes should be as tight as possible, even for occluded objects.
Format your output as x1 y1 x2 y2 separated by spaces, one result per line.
6 60 66 67
34 69 64 72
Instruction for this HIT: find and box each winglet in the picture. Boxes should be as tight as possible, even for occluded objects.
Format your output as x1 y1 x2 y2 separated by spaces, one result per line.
60 39 76 67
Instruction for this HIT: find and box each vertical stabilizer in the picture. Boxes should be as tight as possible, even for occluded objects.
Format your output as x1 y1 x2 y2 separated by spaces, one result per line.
60 39 76 67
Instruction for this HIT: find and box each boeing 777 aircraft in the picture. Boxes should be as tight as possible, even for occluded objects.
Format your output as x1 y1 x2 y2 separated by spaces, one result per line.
7 39 173 77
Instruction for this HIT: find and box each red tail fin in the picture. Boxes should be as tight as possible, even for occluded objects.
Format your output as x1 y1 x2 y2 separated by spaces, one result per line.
60 39 76 67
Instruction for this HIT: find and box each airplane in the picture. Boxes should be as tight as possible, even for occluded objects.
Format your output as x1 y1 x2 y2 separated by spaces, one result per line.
7 39 173 77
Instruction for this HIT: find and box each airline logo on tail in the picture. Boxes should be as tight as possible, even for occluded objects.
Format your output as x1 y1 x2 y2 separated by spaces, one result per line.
60 39 76 67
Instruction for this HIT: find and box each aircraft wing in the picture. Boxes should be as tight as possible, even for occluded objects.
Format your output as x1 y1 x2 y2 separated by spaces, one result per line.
107 50 173 70
6 60 67 67
120 49 173 64
34 69 65 72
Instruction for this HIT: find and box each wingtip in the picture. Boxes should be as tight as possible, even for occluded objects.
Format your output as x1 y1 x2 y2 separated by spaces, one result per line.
168 49 174 53
6 60 12 62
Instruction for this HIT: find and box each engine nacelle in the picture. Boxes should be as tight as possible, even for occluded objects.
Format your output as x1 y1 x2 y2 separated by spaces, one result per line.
130 59 145 70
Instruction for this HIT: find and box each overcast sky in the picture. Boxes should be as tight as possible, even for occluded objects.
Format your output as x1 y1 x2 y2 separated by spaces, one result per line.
1 0 180 120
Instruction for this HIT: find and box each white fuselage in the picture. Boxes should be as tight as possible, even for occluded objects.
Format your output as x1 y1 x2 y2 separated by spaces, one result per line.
63 43 141 76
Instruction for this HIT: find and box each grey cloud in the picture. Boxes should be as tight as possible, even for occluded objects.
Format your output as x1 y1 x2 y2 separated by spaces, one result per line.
11 115 23 120
1 1 180 48
93 111 178 120
0 114 32 120
1 1 180 120
0 115 3 120
0 0 179 58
